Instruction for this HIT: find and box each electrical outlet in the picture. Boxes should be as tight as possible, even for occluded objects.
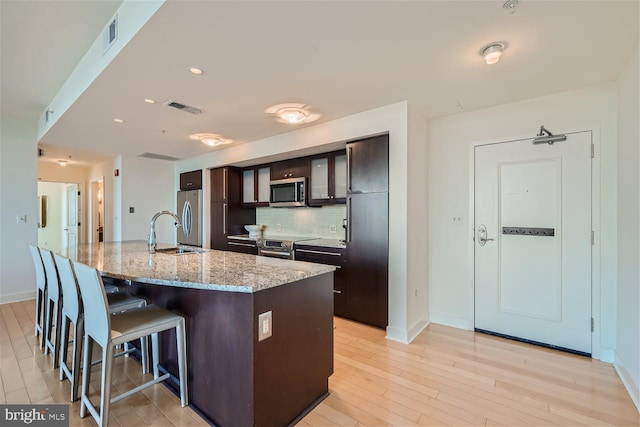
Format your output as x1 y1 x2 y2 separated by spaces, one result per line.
452 216 463 225
275 224 282 232
258 311 272 341
16 214 27 223
329 225 337 234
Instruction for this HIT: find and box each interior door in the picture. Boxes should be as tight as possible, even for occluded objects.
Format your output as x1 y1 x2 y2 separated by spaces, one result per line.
65 184 79 248
474 131 592 354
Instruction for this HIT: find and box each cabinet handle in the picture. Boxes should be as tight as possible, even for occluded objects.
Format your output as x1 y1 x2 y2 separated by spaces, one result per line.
347 146 353 191
223 168 227 201
223 203 227 234
296 249 342 257
346 197 352 243
228 241 256 248
333 290 342 294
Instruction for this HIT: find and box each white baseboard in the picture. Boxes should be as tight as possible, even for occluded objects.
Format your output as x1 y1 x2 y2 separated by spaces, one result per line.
429 311 473 330
614 351 640 413
0 291 36 305
386 317 430 344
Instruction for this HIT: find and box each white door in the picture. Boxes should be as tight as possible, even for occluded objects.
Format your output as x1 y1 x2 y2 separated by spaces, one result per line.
474 131 592 354
65 184 79 248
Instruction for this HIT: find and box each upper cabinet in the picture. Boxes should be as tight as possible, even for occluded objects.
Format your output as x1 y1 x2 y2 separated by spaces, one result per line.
347 134 389 193
309 150 347 206
242 166 271 207
180 169 203 190
270 157 310 181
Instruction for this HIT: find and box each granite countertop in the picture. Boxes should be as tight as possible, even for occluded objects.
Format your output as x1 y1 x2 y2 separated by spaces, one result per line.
295 238 346 249
64 241 335 293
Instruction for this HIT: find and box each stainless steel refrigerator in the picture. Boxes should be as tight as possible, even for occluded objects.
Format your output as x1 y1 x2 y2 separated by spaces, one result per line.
177 190 202 247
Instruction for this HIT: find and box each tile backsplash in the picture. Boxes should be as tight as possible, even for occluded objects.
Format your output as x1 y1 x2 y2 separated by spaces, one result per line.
256 205 347 239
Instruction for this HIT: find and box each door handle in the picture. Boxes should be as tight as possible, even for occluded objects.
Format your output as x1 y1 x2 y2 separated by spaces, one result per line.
477 224 495 246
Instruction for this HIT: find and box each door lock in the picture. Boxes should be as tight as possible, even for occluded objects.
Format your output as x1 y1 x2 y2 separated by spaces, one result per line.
477 224 495 246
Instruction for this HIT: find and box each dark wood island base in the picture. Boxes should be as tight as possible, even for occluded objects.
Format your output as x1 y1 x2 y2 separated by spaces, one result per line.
124 272 334 427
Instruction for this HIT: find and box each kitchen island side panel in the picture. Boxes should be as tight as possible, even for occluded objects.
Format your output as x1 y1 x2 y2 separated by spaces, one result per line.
126 281 255 426
253 272 334 427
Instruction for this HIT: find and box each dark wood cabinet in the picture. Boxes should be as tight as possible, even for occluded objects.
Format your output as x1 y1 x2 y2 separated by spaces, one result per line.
345 192 388 328
227 237 258 255
347 134 389 193
294 245 347 317
308 150 347 206
344 134 389 329
210 167 255 250
270 157 310 180
180 169 203 190
241 166 271 207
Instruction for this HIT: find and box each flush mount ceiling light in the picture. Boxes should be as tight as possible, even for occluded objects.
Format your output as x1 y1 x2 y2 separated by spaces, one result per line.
480 42 506 65
58 160 68 167
189 133 232 147
265 103 320 124
189 67 203 75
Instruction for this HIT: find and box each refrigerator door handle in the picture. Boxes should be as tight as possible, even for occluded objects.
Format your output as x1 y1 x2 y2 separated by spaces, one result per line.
182 200 192 237
223 203 227 235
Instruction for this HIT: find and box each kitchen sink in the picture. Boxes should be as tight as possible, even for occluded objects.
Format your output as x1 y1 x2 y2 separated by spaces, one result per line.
155 247 205 255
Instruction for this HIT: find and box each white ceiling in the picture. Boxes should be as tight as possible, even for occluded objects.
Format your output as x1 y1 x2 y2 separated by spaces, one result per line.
2 1 638 167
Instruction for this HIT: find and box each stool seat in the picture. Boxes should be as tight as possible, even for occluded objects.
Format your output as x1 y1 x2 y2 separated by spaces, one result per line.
107 292 148 314
110 306 184 342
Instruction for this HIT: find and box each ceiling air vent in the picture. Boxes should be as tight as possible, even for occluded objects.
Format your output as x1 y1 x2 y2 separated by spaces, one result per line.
164 100 202 115
103 14 118 54
139 152 181 162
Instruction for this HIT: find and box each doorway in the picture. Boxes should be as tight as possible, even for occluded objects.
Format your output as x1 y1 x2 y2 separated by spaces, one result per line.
474 131 592 355
91 177 105 243
37 181 82 252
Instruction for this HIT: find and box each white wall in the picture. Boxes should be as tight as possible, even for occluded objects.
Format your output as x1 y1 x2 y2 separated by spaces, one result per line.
615 46 639 409
0 117 38 303
405 102 430 341
37 182 66 253
176 102 420 342
427 83 618 361
120 156 175 243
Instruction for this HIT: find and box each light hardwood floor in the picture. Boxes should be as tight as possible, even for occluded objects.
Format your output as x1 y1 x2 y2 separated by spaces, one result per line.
1 299 638 426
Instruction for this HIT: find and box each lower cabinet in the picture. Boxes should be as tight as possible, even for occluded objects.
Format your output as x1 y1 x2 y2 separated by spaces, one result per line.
227 237 258 255
294 245 347 317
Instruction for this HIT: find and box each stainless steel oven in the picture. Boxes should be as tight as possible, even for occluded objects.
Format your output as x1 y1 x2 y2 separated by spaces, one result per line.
257 239 295 259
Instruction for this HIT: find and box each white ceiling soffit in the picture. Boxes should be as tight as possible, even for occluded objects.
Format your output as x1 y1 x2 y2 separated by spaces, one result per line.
37 1 639 164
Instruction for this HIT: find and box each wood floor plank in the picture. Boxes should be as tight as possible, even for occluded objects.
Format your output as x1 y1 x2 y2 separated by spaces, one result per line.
1 300 638 427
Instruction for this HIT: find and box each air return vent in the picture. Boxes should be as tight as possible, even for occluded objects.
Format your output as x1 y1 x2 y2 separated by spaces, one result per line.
139 152 181 161
103 14 118 54
164 100 202 115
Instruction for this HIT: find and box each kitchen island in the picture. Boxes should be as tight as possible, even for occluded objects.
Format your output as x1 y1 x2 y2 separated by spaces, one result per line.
64 241 335 427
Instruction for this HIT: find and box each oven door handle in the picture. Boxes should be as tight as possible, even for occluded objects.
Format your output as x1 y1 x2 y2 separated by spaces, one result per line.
259 249 292 259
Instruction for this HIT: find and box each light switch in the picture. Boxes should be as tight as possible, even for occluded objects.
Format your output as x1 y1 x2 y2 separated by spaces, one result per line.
129 207 135 213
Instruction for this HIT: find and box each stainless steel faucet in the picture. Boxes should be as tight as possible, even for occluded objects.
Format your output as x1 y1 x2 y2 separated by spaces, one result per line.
148 210 182 253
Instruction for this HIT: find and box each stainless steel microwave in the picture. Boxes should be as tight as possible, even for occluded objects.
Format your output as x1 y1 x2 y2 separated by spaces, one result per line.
269 177 307 207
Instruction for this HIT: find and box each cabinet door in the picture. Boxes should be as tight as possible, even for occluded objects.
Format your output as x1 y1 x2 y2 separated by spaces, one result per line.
333 154 347 200
227 239 258 255
242 169 255 204
180 170 203 190
211 167 227 202
271 158 310 180
211 201 227 250
257 167 271 204
310 157 330 201
347 135 389 193
345 192 388 328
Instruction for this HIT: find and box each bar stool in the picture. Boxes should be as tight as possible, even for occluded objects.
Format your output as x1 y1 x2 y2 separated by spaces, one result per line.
40 248 63 368
29 245 47 349
74 261 188 427
54 254 148 402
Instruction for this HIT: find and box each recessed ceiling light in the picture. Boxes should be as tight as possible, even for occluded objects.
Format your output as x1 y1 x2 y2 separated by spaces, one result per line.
480 42 505 65
189 67 203 75
189 133 232 147
144 98 156 104
265 103 320 124
113 118 125 123
58 160 68 167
